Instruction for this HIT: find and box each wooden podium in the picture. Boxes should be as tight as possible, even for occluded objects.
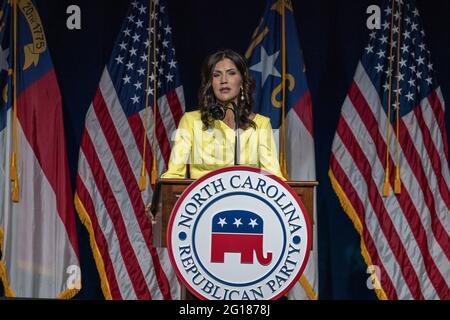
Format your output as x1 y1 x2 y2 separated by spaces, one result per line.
150 178 318 299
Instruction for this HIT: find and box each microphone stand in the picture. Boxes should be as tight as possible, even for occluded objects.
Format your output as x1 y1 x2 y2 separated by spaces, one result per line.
227 102 240 165
209 101 240 165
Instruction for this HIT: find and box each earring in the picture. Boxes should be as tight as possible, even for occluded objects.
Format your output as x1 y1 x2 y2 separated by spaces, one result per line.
240 87 245 103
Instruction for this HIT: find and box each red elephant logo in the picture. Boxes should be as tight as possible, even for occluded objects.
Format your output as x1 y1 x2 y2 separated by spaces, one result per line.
210 210 272 265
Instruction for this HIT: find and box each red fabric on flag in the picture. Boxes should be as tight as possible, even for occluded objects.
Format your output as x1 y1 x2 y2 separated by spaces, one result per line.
75 0 184 300
329 0 450 300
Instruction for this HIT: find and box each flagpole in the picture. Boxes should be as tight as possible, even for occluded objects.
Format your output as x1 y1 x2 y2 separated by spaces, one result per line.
383 0 396 197
280 0 288 179
394 0 402 194
11 0 19 202
139 0 156 191
150 0 159 186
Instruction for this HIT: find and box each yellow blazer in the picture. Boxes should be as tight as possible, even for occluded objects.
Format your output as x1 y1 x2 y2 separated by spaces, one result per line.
161 110 285 180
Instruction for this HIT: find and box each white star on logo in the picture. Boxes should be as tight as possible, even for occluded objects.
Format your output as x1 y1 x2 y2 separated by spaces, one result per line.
248 219 258 228
233 218 242 228
217 218 227 227
250 47 281 87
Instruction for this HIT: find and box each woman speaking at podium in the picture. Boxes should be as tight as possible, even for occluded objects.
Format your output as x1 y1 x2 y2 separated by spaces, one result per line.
161 49 284 180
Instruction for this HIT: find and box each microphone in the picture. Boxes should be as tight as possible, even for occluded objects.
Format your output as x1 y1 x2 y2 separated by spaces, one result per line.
209 103 226 120
208 101 240 165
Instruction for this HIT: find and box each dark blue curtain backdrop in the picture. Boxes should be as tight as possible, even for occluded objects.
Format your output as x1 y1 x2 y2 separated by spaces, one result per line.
14 0 447 299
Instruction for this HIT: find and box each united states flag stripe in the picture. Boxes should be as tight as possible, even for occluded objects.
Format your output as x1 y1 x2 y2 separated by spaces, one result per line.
353 65 450 229
330 0 450 299
129 113 154 178
75 0 183 299
158 95 177 148
331 141 415 299
80 132 152 299
166 88 184 126
426 92 449 174
76 177 122 299
336 118 426 298
345 87 447 297
77 153 139 300
431 90 449 163
352 75 449 279
90 86 173 299
154 106 171 165
329 156 399 299
349 78 450 258
414 104 450 210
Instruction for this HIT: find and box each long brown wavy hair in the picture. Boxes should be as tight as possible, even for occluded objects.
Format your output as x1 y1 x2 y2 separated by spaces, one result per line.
198 49 256 130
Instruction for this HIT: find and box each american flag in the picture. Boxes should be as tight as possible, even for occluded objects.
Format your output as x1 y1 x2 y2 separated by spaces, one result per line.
329 0 450 299
75 0 184 299
246 0 317 300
